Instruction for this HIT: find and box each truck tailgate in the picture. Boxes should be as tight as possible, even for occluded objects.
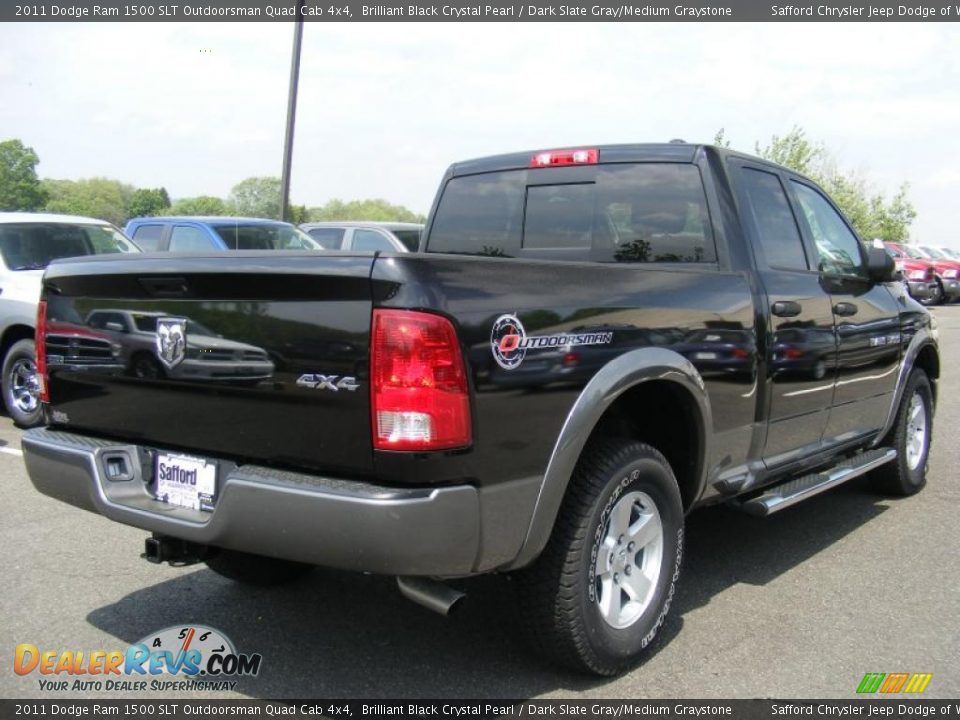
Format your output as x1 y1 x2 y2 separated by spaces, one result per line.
41 253 376 476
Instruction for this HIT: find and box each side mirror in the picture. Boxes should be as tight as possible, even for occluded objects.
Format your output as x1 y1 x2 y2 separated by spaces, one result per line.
866 246 896 283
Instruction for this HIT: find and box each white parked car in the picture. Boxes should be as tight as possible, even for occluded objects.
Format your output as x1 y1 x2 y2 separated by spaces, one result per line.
0 213 139 426
299 221 423 253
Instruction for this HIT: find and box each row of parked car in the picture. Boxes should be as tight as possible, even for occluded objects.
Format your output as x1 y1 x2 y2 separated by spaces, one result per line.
0 209 955 431
0 211 423 427
124 216 423 254
882 240 960 305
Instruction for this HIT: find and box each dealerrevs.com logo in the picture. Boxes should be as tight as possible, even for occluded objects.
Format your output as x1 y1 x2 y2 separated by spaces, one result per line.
490 313 614 370
14 625 262 693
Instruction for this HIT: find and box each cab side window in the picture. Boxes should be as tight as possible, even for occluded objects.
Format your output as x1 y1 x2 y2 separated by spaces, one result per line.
306 227 346 250
131 224 164 252
740 168 808 271
791 182 866 278
352 230 395 252
169 225 216 252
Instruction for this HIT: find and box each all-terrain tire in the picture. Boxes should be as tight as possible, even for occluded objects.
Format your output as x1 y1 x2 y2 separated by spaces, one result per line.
516 439 684 675
873 370 933 496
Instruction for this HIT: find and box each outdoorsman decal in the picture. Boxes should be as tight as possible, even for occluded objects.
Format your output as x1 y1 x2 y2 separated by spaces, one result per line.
490 313 613 370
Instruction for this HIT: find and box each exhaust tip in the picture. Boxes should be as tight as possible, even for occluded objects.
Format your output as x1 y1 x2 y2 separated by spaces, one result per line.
397 576 466 616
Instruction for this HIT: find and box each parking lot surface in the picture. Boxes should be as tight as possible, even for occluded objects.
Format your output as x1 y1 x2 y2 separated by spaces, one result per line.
2 308 958 700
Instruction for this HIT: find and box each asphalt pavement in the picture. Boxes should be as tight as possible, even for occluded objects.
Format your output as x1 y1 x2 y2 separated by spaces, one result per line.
2 308 958 700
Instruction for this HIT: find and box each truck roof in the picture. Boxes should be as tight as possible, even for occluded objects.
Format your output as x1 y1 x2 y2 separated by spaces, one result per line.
447 142 793 179
127 216 296 226
449 143 703 176
0 212 115 225
301 221 424 230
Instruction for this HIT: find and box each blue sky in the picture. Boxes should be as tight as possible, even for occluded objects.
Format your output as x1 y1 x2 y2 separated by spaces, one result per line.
1 22 957 245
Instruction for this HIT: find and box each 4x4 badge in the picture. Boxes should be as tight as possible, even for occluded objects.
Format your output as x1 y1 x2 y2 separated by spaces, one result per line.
155 318 187 369
297 374 359 392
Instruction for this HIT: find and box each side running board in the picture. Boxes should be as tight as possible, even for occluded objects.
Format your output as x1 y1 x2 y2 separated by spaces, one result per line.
740 448 897 517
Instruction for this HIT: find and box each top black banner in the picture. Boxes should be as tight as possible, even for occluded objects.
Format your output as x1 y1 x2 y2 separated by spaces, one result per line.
3 0 959 22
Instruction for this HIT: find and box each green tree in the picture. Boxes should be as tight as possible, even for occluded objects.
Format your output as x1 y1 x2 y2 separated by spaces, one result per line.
755 126 824 178
308 198 425 223
0 139 48 211
228 176 282 219
750 126 916 242
288 204 309 224
43 177 136 226
169 195 234 216
128 187 171 218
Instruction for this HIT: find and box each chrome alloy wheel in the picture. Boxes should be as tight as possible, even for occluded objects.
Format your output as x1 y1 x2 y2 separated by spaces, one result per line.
594 490 664 629
905 391 928 471
9 357 39 414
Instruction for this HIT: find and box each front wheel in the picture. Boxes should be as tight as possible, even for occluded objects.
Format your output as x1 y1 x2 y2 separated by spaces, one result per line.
921 282 943 306
2 339 43 427
130 353 165 380
873 370 933 496
517 439 684 675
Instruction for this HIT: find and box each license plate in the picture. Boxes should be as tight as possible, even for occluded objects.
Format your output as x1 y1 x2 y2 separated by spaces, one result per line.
155 453 216 512
694 352 718 360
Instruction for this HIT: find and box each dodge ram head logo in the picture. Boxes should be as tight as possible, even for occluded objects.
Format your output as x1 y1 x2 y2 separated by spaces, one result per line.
156 318 187 369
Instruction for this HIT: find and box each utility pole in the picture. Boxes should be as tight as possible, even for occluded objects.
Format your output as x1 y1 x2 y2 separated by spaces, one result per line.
279 1 305 222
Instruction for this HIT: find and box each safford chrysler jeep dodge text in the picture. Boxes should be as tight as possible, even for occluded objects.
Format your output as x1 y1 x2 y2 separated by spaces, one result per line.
23 144 938 675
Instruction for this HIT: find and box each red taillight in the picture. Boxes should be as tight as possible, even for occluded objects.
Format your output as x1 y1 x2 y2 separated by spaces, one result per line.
371 309 471 451
732 348 750 359
36 299 48 403
530 148 598 168
562 352 579 367
783 347 804 359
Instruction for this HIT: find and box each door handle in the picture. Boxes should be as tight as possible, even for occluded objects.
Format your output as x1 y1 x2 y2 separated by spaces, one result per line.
833 302 858 317
771 301 802 318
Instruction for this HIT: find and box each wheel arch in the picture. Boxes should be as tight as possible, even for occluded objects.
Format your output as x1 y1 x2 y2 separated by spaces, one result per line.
872 327 940 447
508 347 711 570
1 324 36 361
914 342 940 404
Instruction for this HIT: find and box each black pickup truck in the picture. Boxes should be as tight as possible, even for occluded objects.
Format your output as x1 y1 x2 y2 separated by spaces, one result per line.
23 144 939 675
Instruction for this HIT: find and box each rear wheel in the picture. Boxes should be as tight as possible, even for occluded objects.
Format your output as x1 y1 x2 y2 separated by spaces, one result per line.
2 339 43 427
205 549 313 586
874 370 932 496
517 439 684 675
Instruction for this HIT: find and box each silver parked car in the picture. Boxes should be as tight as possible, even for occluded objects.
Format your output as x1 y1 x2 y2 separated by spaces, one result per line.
85 310 275 383
0 212 139 426
299 221 423 253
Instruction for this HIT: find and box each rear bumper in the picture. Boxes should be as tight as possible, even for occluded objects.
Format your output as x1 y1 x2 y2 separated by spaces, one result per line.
940 278 960 298
22 428 487 576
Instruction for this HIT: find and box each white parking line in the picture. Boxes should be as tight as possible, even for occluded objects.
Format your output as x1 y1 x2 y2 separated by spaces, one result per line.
0 446 23 457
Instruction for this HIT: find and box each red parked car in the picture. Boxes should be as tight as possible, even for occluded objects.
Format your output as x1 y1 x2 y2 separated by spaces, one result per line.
883 242 939 305
917 245 960 303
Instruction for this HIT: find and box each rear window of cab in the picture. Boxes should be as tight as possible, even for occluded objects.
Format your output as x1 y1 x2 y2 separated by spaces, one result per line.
426 163 716 264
